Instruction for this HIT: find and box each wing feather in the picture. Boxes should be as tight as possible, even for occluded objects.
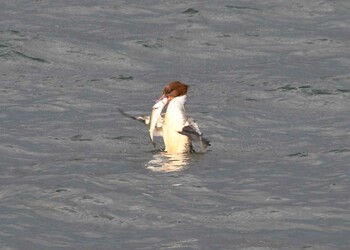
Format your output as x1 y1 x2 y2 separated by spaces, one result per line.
178 116 210 152
118 108 164 137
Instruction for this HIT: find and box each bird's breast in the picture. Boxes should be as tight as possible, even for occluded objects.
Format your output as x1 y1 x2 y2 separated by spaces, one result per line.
163 109 190 154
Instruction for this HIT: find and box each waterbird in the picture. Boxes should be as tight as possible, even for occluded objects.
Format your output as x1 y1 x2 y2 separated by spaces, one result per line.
119 81 210 154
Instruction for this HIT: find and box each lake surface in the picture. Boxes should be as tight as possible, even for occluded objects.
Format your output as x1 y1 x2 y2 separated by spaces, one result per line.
1 0 350 249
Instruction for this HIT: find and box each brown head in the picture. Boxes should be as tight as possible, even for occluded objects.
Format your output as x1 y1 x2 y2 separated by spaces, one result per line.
162 81 188 102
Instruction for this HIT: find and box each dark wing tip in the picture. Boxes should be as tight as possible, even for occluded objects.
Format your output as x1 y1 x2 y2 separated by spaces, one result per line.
202 137 211 147
179 125 210 147
118 108 148 124
118 108 137 120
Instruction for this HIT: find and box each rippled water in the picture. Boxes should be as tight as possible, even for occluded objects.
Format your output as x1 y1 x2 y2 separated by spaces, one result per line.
1 0 350 249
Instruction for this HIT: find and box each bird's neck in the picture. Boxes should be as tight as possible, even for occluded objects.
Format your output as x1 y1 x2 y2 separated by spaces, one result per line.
166 95 187 123
167 95 186 112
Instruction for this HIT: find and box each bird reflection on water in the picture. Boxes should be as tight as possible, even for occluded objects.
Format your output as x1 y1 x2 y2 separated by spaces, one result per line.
145 152 191 172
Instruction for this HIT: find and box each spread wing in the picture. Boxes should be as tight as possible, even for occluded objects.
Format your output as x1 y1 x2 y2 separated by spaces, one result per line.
118 108 164 137
119 109 210 152
178 117 211 152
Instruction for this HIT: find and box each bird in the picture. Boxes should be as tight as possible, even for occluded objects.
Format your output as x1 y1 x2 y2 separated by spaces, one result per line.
119 81 210 154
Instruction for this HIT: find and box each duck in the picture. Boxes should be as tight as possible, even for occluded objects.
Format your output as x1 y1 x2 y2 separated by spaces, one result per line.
119 81 210 154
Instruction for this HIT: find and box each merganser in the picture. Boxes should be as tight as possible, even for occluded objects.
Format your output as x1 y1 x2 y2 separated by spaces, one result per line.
119 81 210 154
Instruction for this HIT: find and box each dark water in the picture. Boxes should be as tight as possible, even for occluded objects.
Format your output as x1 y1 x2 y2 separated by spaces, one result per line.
1 0 350 249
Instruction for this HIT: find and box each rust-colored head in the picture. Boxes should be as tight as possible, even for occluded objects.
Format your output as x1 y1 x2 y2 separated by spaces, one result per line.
162 81 188 101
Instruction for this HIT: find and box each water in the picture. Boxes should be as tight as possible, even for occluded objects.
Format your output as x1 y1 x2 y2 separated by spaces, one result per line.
1 0 350 249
